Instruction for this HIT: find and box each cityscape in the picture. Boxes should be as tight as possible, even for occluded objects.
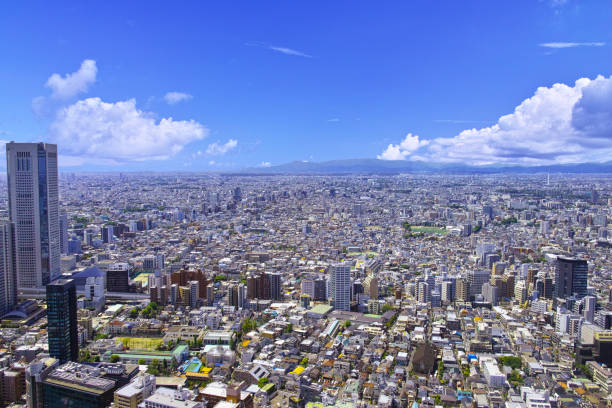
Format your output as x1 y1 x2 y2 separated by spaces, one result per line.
1 2 612 408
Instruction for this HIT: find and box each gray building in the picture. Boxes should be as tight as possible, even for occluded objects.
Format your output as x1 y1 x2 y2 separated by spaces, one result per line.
6 142 60 289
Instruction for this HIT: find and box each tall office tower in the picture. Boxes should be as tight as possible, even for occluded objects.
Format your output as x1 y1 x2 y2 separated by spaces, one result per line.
554 257 588 299
482 282 499 306
441 281 454 303
583 295 597 323
330 262 351 311
228 284 238 307
188 280 199 308
101 225 114 243
268 272 281 300
6 142 60 289
58 213 68 255
237 283 246 308
46 279 78 363
314 278 327 301
206 284 214 306
301 279 315 298
514 280 528 304
0 222 16 315
417 282 430 303
456 279 469 302
232 187 242 202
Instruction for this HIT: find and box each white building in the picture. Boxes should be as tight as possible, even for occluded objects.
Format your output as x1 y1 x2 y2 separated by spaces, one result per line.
330 262 351 311
520 387 551 408
144 387 203 408
6 142 60 289
481 357 505 388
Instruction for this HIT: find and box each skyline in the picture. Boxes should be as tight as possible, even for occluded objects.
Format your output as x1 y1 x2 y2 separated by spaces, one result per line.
1 1 612 171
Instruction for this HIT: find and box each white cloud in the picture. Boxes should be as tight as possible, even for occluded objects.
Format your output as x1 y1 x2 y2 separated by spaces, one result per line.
539 42 605 48
247 42 312 58
260 161 271 167
208 160 215 165
268 46 312 58
327 118 340 122
45 59 97 99
377 134 429 160
50 97 207 163
164 91 193 104
380 75 612 165
205 139 238 156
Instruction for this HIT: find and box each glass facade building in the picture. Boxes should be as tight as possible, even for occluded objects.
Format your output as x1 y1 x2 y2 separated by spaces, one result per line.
46 279 78 363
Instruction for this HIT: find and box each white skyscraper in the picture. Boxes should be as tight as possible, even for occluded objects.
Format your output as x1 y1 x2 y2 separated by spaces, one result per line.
330 262 351 311
6 142 60 289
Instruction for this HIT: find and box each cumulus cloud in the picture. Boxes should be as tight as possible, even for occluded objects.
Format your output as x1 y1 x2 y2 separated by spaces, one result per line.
164 91 193 104
377 134 429 160
260 161 271 167
50 97 207 163
45 59 97 99
205 139 238 156
379 75 612 165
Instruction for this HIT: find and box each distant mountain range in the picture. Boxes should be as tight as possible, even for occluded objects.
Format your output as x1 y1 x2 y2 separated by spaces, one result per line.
240 159 612 174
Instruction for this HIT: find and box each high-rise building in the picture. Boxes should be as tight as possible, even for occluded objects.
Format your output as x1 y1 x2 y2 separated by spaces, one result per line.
268 272 281 300
25 357 59 408
59 213 68 255
6 142 60 289
554 257 588 299
514 280 528 304
189 281 199 308
228 284 239 307
417 282 430 303
301 279 315 298
0 222 16 316
456 279 469 302
441 281 454 303
314 278 327 301
46 279 78 363
237 283 246 308
102 225 114 244
467 270 491 299
107 268 130 293
330 262 351 311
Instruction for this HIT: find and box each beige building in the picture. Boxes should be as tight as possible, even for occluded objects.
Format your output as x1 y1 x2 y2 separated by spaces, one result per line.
114 375 156 408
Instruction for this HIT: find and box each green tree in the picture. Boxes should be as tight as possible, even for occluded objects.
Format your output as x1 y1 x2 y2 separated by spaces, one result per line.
382 304 393 313
138 358 146 365
129 308 140 319
497 356 522 370
110 354 120 363
344 320 351 328
258 377 269 388
437 360 444 380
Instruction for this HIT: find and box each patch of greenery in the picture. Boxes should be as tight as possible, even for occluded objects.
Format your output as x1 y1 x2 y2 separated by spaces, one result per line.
497 356 522 370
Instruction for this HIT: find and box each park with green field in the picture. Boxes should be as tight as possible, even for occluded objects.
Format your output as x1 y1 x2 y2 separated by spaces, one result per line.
117 337 164 351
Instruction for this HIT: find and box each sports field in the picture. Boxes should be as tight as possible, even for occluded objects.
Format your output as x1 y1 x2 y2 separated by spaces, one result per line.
133 272 153 286
410 226 447 234
118 337 164 351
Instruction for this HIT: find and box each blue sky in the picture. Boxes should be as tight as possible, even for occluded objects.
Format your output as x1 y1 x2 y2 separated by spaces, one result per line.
1 1 611 170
